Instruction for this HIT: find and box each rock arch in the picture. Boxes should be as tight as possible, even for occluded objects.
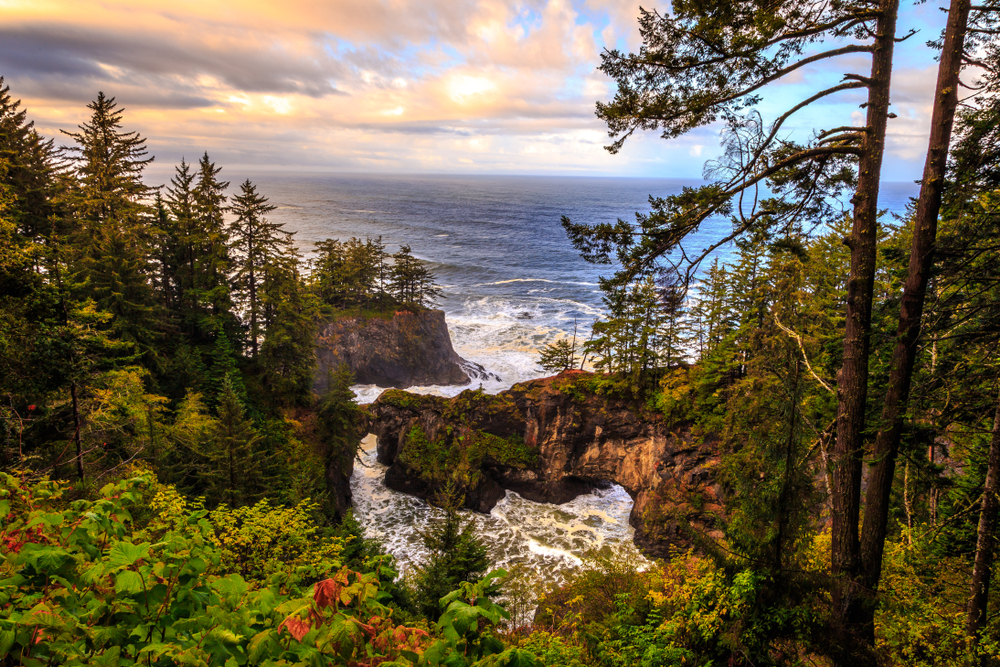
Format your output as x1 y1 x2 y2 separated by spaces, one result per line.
366 371 723 557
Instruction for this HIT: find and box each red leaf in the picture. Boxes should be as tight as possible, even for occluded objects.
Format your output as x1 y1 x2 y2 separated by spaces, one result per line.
279 616 312 642
314 578 342 610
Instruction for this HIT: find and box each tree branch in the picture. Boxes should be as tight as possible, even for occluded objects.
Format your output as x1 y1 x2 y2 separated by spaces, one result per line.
774 312 836 394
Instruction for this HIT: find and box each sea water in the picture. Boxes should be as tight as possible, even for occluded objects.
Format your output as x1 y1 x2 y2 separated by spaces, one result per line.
250 173 919 581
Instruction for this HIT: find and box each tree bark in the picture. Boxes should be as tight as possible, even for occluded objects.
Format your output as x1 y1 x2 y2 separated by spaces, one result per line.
71 381 83 481
966 389 1000 664
857 0 972 637
830 0 900 662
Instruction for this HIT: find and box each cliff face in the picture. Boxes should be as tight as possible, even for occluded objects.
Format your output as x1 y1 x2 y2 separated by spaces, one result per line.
367 371 724 557
313 309 471 392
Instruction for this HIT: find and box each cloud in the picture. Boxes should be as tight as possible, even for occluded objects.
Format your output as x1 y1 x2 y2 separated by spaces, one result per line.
0 0 948 178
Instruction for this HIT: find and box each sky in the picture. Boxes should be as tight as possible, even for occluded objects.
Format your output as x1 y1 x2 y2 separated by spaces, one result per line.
0 0 951 180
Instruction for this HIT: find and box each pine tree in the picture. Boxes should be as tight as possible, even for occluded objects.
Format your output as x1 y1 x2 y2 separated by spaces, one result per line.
207 331 245 407
193 153 236 342
205 376 265 508
228 179 291 358
538 339 577 374
61 93 159 355
260 249 320 406
0 76 60 245
412 503 490 618
390 245 440 308
163 158 198 333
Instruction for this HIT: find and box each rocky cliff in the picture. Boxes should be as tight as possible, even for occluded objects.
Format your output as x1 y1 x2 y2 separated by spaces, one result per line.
314 308 484 392
366 371 724 557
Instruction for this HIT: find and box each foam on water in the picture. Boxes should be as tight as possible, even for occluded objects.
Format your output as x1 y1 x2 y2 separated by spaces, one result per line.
350 436 639 584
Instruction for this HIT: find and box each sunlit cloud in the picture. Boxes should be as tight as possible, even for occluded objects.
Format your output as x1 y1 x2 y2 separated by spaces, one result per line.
0 0 948 179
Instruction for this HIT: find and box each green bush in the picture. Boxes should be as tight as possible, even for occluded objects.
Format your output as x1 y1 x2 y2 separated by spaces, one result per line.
0 472 536 667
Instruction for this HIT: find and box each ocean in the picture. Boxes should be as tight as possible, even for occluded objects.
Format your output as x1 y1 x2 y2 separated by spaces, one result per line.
252 173 919 402
247 172 920 579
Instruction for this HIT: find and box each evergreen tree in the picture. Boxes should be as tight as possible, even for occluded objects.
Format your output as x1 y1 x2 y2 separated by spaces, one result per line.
61 93 159 356
163 158 198 333
207 331 245 407
390 245 440 308
192 153 235 341
0 76 60 245
538 339 577 374
259 249 320 406
206 376 266 508
228 179 291 358
412 503 491 619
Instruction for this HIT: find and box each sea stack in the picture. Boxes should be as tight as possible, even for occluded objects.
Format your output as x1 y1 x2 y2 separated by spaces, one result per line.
313 308 473 391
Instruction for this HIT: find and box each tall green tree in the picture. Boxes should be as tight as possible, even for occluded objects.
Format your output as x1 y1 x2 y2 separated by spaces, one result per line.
390 245 440 308
259 249 320 406
192 153 235 342
561 2 909 659
61 93 159 356
228 179 290 359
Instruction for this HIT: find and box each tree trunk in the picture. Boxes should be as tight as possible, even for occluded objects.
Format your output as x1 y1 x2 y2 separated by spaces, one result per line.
966 389 1000 664
830 0 900 662
71 381 83 481
249 267 257 359
858 0 972 638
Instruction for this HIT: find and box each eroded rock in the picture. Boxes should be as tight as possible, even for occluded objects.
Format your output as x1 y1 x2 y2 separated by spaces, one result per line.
366 370 723 557
313 309 483 391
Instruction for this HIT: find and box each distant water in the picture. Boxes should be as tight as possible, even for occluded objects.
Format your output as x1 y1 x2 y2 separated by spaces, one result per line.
250 173 919 402
247 172 918 576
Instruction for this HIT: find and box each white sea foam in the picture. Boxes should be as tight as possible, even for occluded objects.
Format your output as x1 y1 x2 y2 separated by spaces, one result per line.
349 436 641 584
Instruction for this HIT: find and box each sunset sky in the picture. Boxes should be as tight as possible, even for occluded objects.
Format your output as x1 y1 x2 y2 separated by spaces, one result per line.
0 0 948 180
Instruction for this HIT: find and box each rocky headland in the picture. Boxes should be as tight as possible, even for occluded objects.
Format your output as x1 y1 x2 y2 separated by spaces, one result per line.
365 370 724 558
313 308 493 392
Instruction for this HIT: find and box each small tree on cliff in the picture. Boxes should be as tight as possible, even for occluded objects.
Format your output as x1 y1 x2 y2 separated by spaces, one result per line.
538 339 577 373
390 245 441 308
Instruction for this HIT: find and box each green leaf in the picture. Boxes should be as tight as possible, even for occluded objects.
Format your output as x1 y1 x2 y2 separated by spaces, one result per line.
108 541 150 569
423 640 450 665
17 544 72 573
0 629 15 657
115 570 144 595
248 630 280 663
91 646 122 667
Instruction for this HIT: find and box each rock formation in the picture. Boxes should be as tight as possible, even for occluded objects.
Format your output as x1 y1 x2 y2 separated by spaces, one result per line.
313 308 493 392
366 370 724 558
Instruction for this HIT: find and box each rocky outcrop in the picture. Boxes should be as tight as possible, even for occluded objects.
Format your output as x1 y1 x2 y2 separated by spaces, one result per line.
366 371 724 557
314 309 488 392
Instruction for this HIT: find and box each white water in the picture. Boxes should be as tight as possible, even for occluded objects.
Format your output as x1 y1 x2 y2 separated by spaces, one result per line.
350 435 638 584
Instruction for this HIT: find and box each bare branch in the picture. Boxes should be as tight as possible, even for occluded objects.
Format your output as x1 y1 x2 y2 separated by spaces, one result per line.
774 312 836 394
818 125 870 139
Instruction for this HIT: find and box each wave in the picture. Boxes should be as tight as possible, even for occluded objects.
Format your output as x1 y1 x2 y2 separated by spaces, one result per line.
349 436 643 584
475 278 599 287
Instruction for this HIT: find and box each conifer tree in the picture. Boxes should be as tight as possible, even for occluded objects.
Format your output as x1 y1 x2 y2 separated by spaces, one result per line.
163 158 197 330
228 179 291 359
260 249 320 406
0 76 60 245
193 153 235 342
538 339 577 374
207 331 245 407
412 503 490 619
206 376 265 508
390 245 440 308
61 93 158 355
561 3 911 657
